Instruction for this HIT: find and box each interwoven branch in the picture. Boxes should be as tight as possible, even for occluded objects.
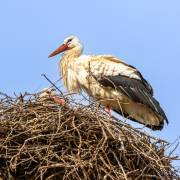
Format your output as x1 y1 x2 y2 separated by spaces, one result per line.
0 91 179 180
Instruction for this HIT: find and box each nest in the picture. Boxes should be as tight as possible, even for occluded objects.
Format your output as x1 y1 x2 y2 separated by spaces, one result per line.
0 91 179 180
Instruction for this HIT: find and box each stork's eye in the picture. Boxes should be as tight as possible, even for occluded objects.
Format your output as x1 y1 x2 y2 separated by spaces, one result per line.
67 38 72 43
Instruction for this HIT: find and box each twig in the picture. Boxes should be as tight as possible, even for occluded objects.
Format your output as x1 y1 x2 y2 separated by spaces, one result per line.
41 74 63 95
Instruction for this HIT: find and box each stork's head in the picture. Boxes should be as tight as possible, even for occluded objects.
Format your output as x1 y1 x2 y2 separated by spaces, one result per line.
48 35 83 58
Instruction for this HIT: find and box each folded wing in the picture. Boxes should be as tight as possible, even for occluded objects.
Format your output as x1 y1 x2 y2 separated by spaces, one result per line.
89 55 168 124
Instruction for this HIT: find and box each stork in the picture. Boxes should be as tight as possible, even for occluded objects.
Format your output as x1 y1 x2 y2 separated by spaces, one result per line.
48 35 168 130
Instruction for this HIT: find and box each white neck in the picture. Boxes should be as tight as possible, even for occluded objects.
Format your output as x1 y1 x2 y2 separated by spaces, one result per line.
60 43 83 91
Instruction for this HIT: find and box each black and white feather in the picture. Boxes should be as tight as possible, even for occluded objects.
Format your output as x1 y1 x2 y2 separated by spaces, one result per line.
96 74 168 123
88 55 168 130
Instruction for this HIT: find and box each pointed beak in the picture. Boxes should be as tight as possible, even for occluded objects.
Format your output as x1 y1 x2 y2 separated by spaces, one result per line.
48 44 68 58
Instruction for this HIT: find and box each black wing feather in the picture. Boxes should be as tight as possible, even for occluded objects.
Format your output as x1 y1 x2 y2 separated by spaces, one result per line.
96 75 168 123
125 64 154 95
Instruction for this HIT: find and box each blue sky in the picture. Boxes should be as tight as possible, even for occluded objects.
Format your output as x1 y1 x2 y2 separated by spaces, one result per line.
0 0 180 166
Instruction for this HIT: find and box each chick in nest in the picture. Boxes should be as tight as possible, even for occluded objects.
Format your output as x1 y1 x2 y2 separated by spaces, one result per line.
37 87 65 105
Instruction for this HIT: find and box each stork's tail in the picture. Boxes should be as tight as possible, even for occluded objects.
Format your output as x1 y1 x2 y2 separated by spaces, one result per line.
114 102 168 130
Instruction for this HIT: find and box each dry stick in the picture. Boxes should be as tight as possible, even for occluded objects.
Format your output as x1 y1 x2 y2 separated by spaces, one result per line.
88 61 91 105
0 93 179 179
41 74 63 96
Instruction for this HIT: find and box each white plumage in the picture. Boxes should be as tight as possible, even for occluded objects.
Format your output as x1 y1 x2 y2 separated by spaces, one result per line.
48 35 168 130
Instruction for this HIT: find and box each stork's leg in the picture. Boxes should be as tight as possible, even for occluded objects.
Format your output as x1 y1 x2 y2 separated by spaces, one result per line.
105 106 111 115
52 95 65 106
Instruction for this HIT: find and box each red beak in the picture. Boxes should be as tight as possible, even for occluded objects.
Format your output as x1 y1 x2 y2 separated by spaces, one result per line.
48 44 68 58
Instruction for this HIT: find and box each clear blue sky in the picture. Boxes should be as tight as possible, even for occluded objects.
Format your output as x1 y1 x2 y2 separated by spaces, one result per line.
0 0 179 165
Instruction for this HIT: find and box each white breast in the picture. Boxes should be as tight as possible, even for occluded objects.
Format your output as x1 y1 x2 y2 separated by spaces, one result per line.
73 56 129 103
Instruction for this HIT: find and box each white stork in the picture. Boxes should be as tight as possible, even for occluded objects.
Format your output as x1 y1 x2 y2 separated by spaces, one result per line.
48 35 168 130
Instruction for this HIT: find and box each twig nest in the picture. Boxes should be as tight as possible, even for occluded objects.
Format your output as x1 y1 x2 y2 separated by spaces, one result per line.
0 91 179 179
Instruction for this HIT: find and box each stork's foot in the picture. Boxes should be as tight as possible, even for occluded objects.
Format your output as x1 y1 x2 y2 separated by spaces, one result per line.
105 106 111 116
52 96 65 106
